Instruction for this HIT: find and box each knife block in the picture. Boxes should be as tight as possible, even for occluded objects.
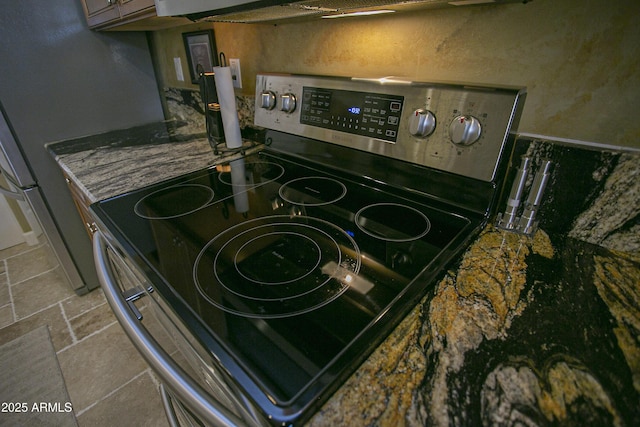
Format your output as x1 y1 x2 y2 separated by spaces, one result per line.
199 72 225 152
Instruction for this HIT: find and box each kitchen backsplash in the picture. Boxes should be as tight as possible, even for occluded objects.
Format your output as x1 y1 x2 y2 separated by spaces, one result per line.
164 87 639 256
150 0 639 150
163 87 255 134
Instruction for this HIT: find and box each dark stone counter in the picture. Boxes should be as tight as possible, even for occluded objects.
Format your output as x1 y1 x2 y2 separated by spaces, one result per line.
48 123 640 426
308 224 640 425
47 120 261 202
308 138 640 426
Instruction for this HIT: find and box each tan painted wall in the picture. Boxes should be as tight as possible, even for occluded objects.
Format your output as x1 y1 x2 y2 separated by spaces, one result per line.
152 0 640 149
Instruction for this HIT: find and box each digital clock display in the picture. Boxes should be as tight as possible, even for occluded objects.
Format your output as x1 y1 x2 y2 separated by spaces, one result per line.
300 86 403 143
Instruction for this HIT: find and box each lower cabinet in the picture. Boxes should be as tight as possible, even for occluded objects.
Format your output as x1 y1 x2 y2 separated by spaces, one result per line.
62 172 97 238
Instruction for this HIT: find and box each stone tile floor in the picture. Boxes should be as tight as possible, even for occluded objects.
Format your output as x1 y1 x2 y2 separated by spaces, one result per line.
0 241 168 426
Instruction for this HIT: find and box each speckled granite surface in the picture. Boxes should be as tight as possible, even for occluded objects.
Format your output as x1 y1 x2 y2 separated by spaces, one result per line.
47 120 261 203
511 139 640 255
164 87 256 132
48 117 639 426
307 137 640 426
308 226 639 426
46 87 259 203
569 151 640 253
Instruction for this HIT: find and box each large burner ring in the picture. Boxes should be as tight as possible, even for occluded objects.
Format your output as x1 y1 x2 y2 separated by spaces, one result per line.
193 215 361 318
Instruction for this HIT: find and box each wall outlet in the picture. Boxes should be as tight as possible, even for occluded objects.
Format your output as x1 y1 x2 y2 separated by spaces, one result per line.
229 58 242 89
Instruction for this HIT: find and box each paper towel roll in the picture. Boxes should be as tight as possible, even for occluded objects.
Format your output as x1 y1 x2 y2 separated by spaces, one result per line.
213 66 242 149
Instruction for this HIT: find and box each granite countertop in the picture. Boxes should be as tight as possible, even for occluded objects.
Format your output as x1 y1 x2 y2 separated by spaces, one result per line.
49 124 640 426
308 141 640 426
46 120 262 203
308 225 640 426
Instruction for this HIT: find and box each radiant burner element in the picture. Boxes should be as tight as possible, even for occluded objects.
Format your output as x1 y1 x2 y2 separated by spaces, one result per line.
279 177 347 206
193 215 361 318
355 203 431 242
134 184 215 219
235 232 321 285
217 161 285 187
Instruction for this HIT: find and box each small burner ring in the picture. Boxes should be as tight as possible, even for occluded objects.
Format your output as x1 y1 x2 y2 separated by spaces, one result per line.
134 184 214 219
279 176 347 206
355 203 431 242
217 161 285 187
233 231 322 287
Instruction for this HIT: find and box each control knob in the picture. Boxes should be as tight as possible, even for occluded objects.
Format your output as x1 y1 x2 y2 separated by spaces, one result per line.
449 115 482 146
280 93 297 114
259 90 276 110
408 109 436 137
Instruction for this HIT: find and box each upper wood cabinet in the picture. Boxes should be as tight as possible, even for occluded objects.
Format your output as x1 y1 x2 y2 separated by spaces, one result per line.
84 0 119 18
81 0 189 31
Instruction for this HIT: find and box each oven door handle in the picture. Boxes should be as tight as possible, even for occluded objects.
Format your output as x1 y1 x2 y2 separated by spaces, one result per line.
159 384 180 427
93 230 252 427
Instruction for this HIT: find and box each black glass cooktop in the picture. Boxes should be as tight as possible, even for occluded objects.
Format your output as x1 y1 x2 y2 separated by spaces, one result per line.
93 149 478 424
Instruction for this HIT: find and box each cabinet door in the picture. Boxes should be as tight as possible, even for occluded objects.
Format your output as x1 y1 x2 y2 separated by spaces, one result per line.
84 0 117 15
82 0 120 28
118 0 155 18
63 172 97 238
82 0 187 30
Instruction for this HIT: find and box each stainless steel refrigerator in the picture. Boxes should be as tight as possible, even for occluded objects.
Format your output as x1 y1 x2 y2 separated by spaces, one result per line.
0 0 164 294
0 106 86 292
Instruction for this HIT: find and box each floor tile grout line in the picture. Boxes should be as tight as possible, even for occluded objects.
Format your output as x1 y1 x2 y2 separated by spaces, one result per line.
3 258 11 285
10 293 77 323
59 301 78 345
6 283 107 326
4 259 17 325
8 264 63 288
2 243 168 424
146 368 162 390
65 300 109 323
73 369 151 418
56 319 119 354
0 243 48 263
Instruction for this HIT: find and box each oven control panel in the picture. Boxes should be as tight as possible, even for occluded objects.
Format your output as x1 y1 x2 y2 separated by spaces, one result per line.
255 73 526 182
300 87 404 143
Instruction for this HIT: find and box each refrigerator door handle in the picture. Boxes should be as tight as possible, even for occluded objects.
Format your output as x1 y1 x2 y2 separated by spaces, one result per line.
0 185 22 200
0 169 24 200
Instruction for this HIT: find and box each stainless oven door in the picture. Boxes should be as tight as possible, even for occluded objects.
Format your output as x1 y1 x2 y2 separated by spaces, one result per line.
93 230 268 427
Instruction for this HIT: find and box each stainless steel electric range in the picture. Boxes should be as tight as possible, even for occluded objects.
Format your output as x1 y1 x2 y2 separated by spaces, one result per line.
91 73 525 426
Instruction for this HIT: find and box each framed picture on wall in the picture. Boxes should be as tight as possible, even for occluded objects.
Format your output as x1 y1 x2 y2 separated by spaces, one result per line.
182 30 218 84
